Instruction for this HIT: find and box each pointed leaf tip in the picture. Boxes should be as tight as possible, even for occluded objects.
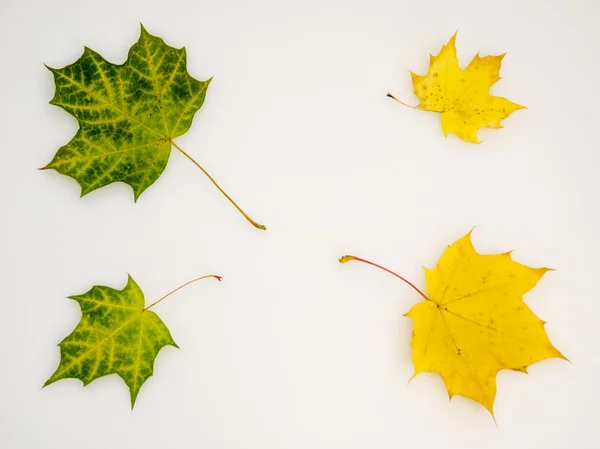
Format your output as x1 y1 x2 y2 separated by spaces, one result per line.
448 31 458 45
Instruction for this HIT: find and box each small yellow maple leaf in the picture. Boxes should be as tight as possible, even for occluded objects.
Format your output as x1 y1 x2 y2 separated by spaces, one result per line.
389 33 525 143
340 231 566 415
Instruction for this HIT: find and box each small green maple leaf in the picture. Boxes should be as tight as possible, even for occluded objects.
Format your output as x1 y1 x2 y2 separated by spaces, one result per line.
44 274 221 408
42 24 265 230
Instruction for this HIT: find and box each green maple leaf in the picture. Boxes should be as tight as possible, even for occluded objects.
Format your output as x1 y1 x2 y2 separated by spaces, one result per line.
42 25 265 230
44 274 221 408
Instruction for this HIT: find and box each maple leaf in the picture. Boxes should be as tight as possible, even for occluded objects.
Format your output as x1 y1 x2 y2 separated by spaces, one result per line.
44 274 221 408
388 33 524 143
340 231 565 415
42 25 265 230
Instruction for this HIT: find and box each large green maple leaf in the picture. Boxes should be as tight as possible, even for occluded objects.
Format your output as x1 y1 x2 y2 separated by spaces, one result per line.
42 25 265 230
44 274 221 407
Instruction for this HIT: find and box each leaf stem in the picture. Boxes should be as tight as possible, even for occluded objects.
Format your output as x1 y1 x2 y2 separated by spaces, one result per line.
386 93 422 111
142 274 222 312
339 255 431 301
170 139 266 230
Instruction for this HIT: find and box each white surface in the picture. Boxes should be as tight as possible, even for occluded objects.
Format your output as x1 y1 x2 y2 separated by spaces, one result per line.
1 0 598 447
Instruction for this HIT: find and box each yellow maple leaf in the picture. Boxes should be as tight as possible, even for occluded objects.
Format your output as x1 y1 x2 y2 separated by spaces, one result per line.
388 34 525 143
340 231 565 415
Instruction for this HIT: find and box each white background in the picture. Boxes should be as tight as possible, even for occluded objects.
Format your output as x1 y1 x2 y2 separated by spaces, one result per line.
1 0 598 447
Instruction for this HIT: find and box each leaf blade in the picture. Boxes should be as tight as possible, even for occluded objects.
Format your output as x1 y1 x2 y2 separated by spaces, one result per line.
44 275 177 408
44 25 210 199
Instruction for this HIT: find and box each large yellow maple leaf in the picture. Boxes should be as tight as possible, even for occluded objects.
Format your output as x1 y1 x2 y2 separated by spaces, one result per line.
340 231 565 415
389 34 525 143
